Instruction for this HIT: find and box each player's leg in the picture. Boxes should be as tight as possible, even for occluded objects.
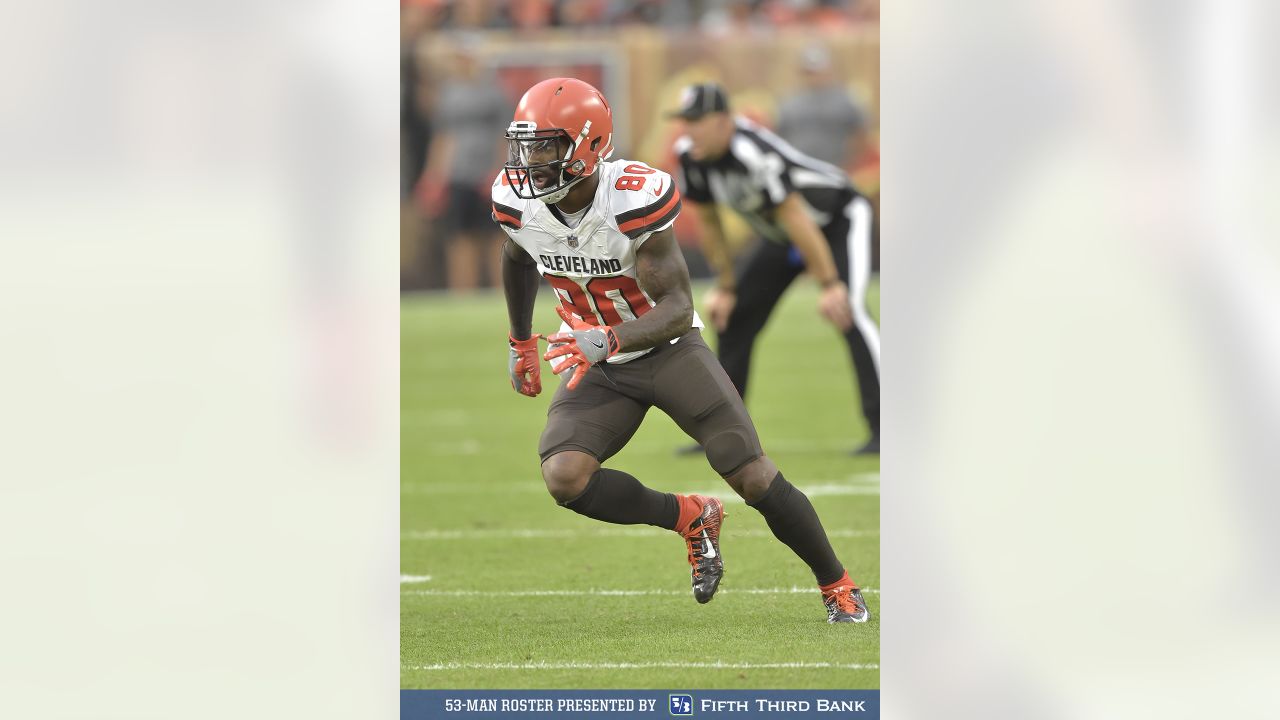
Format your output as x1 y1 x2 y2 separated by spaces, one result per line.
725 456 869 622
717 239 802 398
541 450 682 528
539 353 726 602
827 195 881 454
537 361 679 530
654 333 869 622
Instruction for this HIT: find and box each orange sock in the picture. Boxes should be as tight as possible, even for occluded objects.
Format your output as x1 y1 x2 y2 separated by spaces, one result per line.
819 570 857 594
672 494 703 533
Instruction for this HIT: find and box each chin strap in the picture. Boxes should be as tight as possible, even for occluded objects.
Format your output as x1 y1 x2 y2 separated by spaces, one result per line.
538 171 590 205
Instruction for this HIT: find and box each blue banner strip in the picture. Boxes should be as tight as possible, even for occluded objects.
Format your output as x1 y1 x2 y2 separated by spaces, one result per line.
401 689 879 719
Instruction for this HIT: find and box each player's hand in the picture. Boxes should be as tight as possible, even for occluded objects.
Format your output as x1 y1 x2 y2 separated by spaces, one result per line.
541 306 620 391
703 287 736 333
818 281 854 332
508 334 543 397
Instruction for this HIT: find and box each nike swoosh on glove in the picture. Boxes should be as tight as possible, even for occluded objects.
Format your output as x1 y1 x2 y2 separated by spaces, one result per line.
541 305 621 390
508 334 543 397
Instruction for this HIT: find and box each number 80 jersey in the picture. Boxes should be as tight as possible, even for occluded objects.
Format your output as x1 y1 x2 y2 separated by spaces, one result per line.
491 158 704 365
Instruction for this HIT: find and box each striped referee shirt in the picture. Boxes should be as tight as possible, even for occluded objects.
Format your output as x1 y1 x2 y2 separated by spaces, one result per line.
674 116 861 244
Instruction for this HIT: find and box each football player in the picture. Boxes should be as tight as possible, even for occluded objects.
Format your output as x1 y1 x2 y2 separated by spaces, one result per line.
496 78 868 623
670 83 880 456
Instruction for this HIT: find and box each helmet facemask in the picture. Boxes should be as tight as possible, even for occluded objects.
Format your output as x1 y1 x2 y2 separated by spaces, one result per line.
503 121 590 205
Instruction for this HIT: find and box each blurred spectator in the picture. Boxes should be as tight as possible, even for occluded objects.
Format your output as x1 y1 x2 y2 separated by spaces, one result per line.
421 37 511 290
452 0 499 29
401 0 446 41
402 0 453 36
612 0 699 27
762 0 851 28
401 3 443 289
556 0 608 27
510 0 555 30
849 0 879 22
401 0 861 31
401 54 433 203
776 44 873 174
701 0 771 36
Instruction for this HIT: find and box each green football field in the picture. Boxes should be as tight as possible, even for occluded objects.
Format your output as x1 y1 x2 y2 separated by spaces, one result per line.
402 279 880 689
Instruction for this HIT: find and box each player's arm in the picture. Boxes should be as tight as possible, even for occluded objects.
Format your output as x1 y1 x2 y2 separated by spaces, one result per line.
775 192 854 331
693 202 735 292
612 226 695 352
502 238 539 340
688 202 740 333
503 238 543 397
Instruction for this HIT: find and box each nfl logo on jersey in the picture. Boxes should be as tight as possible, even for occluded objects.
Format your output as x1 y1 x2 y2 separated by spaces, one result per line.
669 694 693 715
566 234 579 248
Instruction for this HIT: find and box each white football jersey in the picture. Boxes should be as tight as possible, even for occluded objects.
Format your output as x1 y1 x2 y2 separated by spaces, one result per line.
492 159 704 365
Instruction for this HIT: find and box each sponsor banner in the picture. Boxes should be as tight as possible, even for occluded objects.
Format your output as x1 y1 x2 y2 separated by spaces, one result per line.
401 689 879 719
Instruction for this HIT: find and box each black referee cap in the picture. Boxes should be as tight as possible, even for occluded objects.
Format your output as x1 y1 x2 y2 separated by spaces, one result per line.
667 82 730 120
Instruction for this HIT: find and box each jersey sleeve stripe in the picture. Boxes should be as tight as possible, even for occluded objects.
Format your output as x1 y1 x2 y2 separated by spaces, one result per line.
614 181 676 226
493 201 523 221
492 202 523 230
622 196 682 239
617 185 681 234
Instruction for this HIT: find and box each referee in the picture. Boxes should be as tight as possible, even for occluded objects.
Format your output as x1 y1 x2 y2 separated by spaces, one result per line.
669 83 880 455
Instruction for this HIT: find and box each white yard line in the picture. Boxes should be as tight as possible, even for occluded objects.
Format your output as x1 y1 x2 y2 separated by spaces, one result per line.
405 661 878 671
690 485 879 503
403 586 878 597
402 528 878 540
399 575 433 584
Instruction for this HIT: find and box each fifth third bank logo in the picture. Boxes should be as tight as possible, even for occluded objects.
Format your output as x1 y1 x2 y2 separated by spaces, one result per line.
669 694 693 716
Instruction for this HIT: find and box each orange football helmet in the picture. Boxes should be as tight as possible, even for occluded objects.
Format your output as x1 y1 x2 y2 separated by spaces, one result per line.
504 78 615 204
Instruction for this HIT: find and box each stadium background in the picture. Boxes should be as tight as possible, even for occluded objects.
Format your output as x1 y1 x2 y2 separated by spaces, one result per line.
401 0 881 690
402 0 879 291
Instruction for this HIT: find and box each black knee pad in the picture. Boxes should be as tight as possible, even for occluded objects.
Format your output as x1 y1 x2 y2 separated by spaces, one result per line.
703 425 759 476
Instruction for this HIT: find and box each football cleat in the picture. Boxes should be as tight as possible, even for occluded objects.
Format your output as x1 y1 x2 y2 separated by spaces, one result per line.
823 584 870 623
682 495 725 604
